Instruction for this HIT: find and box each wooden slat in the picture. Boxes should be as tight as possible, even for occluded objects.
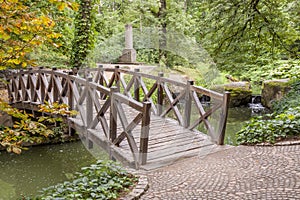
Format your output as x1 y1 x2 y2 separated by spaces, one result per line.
160 84 184 125
113 113 143 146
113 93 143 112
139 79 157 114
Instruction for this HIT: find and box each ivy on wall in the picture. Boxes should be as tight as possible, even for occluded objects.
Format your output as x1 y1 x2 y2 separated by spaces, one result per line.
70 0 97 69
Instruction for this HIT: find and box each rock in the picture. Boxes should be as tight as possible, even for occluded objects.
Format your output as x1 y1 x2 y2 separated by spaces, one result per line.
261 79 290 108
0 111 13 127
213 82 252 107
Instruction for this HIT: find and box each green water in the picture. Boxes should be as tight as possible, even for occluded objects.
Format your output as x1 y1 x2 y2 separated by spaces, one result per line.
0 141 108 200
224 107 252 145
0 107 253 199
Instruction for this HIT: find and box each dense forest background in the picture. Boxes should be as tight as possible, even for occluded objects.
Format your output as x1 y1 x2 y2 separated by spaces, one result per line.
1 0 299 86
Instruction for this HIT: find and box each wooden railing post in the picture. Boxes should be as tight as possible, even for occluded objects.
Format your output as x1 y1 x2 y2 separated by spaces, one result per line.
98 64 104 86
86 76 93 128
217 91 230 145
115 66 120 90
109 86 119 142
134 68 140 102
139 101 151 165
67 71 74 110
19 69 26 101
157 72 164 116
28 68 35 103
52 67 58 102
6 75 13 104
183 80 194 128
39 67 46 103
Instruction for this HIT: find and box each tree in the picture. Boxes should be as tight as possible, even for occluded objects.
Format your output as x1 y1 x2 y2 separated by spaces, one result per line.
0 0 77 70
70 0 97 69
194 0 300 74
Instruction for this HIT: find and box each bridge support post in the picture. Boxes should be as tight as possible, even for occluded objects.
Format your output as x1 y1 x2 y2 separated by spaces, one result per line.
115 66 120 90
86 76 93 128
28 68 35 103
157 72 164 116
183 80 193 128
67 71 74 110
52 68 59 102
217 91 230 145
39 67 46 104
134 68 140 102
109 87 119 142
139 101 151 165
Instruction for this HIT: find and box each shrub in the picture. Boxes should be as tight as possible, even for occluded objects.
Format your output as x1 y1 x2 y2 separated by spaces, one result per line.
0 101 77 154
272 79 300 113
236 107 300 145
35 160 137 200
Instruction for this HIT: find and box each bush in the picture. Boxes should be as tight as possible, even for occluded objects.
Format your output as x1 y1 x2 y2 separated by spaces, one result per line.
236 79 300 145
34 160 137 200
272 79 300 113
0 101 77 154
236 107 300 144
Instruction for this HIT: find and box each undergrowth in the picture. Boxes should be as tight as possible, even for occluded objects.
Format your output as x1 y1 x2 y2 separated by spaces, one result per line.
32 160 137 200
236 79 300 145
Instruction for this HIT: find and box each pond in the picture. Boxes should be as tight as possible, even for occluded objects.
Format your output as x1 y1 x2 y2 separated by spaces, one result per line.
0 141 108 200
0 106 257 199
224 107 252 145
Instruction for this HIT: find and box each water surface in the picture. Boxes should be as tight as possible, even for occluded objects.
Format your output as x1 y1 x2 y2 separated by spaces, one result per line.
0 141 108 199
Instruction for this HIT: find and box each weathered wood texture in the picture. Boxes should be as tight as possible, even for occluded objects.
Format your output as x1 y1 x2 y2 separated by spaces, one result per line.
6 66 230 167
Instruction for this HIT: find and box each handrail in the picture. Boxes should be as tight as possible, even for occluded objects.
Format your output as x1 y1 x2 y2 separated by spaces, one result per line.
6 65 230 165
79 65 230 144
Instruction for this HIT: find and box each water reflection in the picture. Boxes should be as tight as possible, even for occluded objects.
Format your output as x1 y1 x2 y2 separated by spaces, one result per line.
0 141 108 199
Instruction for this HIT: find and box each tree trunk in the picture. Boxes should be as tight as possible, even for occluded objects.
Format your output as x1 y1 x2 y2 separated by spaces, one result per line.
158 0 167 66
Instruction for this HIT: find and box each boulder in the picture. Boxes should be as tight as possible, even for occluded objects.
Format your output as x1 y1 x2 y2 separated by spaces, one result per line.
0 111 13 127
213 82 252 107
261 79 290 108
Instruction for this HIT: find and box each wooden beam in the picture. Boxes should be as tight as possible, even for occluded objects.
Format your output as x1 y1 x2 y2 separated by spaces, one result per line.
139 101 151 165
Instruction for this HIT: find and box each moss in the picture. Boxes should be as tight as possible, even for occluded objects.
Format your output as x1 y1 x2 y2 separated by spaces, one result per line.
224 87 252 107
262 79 291 108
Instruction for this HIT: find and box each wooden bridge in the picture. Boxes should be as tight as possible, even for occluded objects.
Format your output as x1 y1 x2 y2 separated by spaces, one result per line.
6 66 230 169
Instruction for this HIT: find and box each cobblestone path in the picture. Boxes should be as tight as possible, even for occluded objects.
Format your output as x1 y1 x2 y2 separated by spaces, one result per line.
141 145 300 199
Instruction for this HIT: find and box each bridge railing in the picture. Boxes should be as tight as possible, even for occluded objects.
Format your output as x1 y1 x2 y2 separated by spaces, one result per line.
6 67 152 166
81 65 230 145
6 66 230 165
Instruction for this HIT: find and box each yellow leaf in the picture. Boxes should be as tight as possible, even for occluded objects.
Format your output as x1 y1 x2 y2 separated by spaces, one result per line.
21 62 27 68
12 59 21 65
58 2 66 11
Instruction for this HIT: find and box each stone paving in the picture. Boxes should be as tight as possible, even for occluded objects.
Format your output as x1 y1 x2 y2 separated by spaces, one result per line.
141 145 300 199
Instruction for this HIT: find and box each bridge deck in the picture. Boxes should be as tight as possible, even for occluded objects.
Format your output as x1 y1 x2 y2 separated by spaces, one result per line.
69 104 225 170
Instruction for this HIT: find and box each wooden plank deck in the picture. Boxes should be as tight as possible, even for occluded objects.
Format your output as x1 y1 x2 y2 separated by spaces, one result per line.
69 103 229 170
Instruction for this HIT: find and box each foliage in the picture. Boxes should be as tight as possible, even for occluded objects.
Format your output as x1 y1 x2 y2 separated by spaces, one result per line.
237 79 300 145
70 0 97 69
272 79 300 113
29 45 70 69
237 59 300 85
195 0 300 71
0 101 77 154
35 160 137 200
0 0 77 70
236 107 300 144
